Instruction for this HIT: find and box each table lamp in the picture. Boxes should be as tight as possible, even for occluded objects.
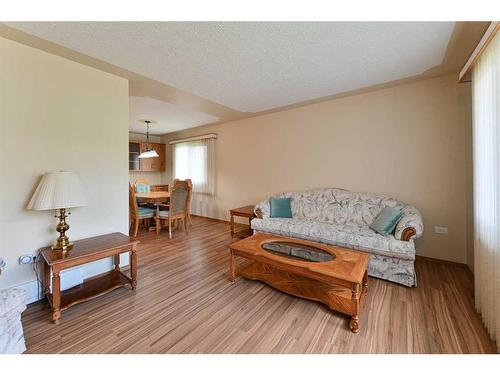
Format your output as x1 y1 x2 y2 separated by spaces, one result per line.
27 171 86 253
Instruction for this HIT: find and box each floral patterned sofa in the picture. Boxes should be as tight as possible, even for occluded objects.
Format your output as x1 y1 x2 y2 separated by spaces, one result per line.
252 188 423 287
0 287 27 354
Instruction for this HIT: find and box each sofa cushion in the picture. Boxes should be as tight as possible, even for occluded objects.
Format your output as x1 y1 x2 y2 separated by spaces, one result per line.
270 197 293 218
251 218 415 261
369 207 403 235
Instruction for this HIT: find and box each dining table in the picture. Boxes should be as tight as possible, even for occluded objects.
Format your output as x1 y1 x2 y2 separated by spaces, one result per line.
135 191 170 232
135 191 170 204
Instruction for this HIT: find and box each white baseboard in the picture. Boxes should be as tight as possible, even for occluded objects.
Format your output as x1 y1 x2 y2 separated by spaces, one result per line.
13 267 84 305
15 279 42 305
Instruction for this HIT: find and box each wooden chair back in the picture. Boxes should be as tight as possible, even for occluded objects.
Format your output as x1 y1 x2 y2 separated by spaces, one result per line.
169 184 189 215
128 183 139 218
151 184 169 192
172 179 193 223
134 178 150 193
155 182 190 238
172 179 188 189
185 179 193 220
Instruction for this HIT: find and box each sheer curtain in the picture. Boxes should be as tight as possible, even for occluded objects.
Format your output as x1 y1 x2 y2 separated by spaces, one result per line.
472 31 500 351
172 137 215 196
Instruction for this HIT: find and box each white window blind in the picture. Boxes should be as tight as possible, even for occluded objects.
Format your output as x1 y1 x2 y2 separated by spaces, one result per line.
472 31 500 351
172 137 215 196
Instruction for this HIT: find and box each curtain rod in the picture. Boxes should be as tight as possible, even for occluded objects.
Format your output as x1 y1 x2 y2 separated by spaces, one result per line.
169 133 217 145
459 22 499 82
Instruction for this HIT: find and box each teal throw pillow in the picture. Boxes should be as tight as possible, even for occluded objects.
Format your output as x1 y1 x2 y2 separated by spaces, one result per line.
270 197 293 218
369 207 404 236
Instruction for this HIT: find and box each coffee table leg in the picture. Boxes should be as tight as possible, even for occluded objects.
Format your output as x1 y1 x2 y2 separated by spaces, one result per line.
350 283 360 333
229 249 236 281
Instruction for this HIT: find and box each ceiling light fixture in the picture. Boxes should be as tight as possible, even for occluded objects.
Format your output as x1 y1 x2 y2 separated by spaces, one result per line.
138 120 159 159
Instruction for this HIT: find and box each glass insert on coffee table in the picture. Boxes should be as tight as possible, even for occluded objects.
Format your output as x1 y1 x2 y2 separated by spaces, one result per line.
261 241 335 262
229 233 369 333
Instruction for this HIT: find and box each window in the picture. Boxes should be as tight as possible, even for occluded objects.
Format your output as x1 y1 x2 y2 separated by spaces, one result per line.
172 136 216 195
472 30 500 350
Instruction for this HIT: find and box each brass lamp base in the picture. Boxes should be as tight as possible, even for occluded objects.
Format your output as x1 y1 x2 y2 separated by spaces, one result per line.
51 241 74 252
51 208 73 254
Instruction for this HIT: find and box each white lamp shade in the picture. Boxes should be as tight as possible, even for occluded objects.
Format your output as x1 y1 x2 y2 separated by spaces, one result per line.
138 149 159 158
27 171 86 210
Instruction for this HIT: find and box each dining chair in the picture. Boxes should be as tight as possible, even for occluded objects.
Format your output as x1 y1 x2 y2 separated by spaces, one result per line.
151 184 169 192
129 184 155 237
155 183 189 238
134 178 151 193
172 179 193 226
134 178 151 207
185 179 193 226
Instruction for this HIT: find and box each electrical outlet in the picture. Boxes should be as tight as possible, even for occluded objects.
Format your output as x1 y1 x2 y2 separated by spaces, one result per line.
434 226 449 235
19 254 36 265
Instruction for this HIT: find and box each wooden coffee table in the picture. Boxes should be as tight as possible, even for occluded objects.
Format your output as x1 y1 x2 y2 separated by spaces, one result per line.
228 232 369 332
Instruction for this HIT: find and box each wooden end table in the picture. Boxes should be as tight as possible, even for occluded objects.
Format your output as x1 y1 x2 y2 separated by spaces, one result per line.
229 205 255 238
229 233 369 333
40 232 139 323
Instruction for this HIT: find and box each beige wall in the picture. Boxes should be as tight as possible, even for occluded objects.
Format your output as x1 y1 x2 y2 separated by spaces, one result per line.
163 74 472 264
128 132 165 185
0 37 129 291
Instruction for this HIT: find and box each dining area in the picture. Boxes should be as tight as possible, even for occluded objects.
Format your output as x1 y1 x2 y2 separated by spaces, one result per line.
129 178 193 238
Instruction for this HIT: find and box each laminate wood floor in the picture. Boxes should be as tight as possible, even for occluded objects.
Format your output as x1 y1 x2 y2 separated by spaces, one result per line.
21 217 496 353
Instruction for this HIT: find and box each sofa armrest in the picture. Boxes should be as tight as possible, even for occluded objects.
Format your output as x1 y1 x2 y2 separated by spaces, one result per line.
254 199 270 219
395 206 423 241
0 288 26 318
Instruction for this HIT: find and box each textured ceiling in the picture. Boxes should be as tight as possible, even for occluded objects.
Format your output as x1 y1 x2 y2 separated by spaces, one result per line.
6 22 455 113
129 96 218 135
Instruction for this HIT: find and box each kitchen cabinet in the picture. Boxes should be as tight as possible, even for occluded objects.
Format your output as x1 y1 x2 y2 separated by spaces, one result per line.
129 142 165 172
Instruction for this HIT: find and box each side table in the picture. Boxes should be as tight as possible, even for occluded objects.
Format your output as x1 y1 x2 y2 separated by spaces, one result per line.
40 232 138 323
229 205 255 238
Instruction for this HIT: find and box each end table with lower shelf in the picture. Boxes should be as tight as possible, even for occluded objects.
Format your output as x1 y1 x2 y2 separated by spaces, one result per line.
40 232 138 323
229 205 255 238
